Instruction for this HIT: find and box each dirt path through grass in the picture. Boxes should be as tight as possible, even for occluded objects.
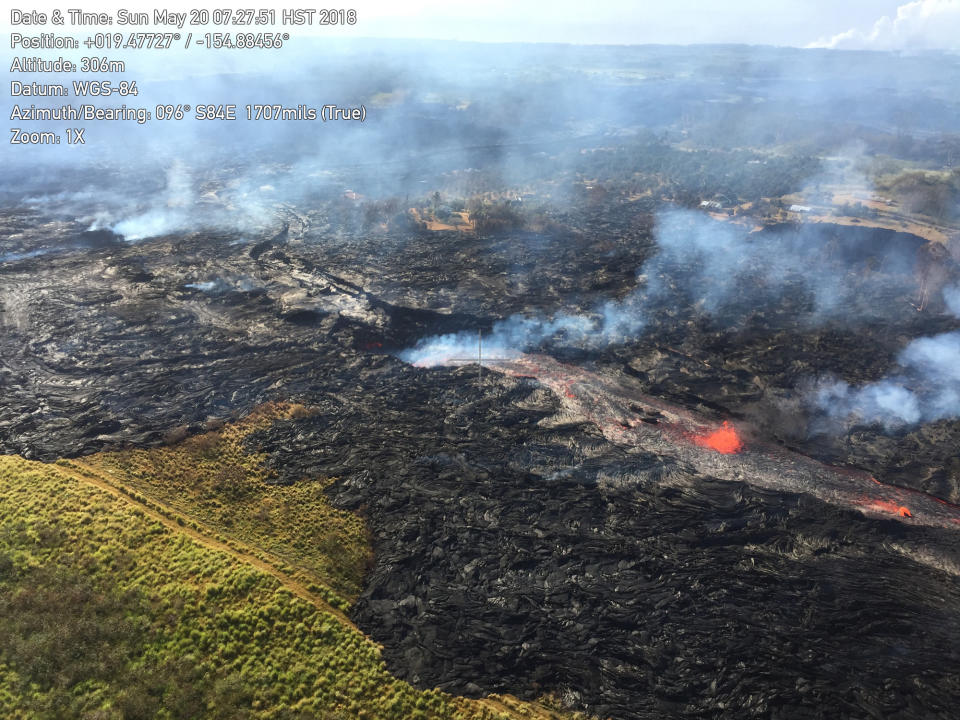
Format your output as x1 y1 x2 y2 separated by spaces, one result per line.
55 458 358 629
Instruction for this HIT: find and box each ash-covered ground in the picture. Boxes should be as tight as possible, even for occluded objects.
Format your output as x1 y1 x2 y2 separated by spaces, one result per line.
3 175 960 718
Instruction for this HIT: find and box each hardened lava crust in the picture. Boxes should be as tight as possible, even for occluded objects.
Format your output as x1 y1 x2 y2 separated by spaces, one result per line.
3 194 960 719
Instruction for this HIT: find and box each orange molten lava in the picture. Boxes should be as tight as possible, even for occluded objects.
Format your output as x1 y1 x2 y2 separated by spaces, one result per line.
696 421 743 454
872 499 913 517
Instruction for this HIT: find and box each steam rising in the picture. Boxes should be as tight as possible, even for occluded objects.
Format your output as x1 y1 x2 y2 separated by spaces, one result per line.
98 162 284 242
402 208 919 364
3 38 957 434
109 162 193 240
400 304 644 366
812 285 960 429
404 209 960 432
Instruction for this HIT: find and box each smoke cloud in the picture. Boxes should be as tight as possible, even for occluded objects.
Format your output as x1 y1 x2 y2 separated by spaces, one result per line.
808 0 960 52
109 162 192 240
811 284 960 429
97 161 285 242
404 206 960 433
399 301 645 366
402 208 922 365
4 37 957 433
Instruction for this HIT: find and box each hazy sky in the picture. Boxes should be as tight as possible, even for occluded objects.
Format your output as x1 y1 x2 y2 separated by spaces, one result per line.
346 0 911 46
5 1 959 49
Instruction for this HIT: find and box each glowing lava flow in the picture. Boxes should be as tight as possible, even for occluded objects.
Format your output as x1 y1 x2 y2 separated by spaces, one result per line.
488 353 960 531
871 500 913 517
694 421 743 454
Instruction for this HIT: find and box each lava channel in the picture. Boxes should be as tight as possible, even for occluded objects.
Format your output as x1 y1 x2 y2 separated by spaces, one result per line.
491 353 960 531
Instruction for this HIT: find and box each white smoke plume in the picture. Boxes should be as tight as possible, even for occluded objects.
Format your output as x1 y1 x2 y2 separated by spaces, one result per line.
100 161 280 242
812 284 960 429
400 301 645 366
401 208 916 366
107 162 203 241
404 209 960 432
808 0 960 52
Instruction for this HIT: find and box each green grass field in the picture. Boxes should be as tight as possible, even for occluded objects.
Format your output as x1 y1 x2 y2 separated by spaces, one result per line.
82 404 370 607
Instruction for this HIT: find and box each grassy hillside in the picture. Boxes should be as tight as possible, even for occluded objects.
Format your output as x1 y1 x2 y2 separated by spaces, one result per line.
79 403 370 608
0 414 581 720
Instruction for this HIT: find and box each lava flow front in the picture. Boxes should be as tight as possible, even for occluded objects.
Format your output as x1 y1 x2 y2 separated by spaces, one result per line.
494 354 960 530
